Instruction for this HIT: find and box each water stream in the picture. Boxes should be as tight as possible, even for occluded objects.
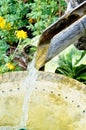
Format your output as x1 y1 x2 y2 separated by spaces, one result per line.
19 57 38 129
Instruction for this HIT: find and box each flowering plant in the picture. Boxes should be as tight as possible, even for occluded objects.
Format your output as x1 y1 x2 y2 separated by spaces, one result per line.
0 0 31 73
0 0 29 45
0 0 66 73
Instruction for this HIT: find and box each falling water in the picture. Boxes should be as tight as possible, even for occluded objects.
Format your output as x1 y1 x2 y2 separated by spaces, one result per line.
19 57 38 129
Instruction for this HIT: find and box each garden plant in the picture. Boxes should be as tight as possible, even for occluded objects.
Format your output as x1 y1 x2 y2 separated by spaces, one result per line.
0 0 86 85
0 0 66 73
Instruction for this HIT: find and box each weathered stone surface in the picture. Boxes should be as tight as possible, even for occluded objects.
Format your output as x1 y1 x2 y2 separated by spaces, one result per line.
0 71 86 130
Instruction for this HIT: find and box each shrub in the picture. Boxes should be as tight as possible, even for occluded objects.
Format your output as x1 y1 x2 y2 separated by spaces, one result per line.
0 0 29 45
55 45 86 84
27 0 66 35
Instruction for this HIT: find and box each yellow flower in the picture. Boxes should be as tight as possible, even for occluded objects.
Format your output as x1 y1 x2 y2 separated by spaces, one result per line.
0 16 5 29
6 63 15 70
16 30 28 39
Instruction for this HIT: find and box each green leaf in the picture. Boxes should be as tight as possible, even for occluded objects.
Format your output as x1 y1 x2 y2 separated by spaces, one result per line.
55 45 86 84
76 73 86 80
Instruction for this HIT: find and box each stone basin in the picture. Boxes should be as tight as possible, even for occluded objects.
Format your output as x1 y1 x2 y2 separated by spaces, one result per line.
0 71 86 130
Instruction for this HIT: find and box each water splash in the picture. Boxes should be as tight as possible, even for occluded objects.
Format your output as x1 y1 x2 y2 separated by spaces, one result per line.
20 57 38 129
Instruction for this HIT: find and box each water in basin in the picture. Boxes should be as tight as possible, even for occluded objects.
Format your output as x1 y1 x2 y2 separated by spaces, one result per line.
0 64 86 130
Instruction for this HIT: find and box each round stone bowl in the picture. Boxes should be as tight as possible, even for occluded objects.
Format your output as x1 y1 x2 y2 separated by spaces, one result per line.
0 71 86 130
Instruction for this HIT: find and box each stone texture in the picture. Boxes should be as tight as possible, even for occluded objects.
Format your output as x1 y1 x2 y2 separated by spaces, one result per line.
0 71 86 130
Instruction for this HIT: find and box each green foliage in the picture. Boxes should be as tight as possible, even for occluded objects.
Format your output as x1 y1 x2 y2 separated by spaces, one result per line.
0 0 29 27
0 0 31 73
0 39 23 73
55 46 86 84
0 0 67 74
27 0 66 35
0 40 9 65
0 0 29 44
0 40 10 73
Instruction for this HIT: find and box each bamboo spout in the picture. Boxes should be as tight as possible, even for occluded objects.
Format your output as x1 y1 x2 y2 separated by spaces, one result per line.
35 2 86 70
